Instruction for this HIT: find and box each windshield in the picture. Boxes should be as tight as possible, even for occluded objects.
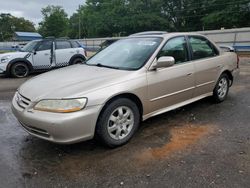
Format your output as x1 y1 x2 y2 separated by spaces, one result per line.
21 41 39 52
86 37 162 70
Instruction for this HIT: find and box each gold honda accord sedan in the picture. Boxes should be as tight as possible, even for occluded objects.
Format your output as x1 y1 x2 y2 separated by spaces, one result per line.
12 32 239 147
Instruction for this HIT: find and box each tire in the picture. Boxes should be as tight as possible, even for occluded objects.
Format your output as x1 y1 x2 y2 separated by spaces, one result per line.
71 57 85 65
96 98 140 148
213 73 230 103
10 62 30 78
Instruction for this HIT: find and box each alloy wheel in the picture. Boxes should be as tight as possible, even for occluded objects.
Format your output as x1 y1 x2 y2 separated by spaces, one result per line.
14 64 28 77
217 77 228 99
107 106 134 140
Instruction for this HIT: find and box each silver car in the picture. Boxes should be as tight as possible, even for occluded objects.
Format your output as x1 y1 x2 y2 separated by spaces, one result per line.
12 32 239 147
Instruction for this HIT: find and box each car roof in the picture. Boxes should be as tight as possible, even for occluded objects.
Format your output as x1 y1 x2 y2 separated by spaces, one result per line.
41 37 71 41
129 32 206 39
130 31 168 36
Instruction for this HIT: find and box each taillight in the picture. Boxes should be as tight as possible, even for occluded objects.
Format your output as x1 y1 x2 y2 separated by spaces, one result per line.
83 49 87 57
237 54 239 68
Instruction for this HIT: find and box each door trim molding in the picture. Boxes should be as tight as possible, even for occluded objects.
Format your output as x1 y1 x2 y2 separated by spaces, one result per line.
144 92 213 121
150 80 215 102
196 81 215 88
150 86 195 102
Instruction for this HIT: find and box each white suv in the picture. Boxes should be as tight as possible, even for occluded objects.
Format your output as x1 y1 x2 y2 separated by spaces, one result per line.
0 38 87 78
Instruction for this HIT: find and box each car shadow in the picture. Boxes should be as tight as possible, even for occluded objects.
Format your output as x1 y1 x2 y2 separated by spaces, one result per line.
0 72 40 79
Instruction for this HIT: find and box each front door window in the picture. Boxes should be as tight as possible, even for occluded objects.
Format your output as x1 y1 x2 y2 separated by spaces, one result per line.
158 37 189 64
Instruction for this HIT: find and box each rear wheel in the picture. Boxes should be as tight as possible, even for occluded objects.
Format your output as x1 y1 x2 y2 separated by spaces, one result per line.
10 62 30 78
96 98 140 148
213 73 229 103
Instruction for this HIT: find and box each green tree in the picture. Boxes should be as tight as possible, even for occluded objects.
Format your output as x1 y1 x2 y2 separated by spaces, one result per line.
0 13 35 41
69 0 170 38
68 5 88 39
38 5 69 37
68 0 250 38
201 0 250 30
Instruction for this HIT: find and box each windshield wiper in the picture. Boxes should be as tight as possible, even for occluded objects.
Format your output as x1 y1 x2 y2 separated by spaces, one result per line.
95 63 121 70
86 63 135 70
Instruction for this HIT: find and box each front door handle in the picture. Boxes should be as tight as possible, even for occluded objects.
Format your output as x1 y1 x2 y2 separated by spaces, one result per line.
44 53 49 56
187 73 193 76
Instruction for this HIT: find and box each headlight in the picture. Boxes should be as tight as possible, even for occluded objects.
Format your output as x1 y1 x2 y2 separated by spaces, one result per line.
34 98 87 113
1 55 11 63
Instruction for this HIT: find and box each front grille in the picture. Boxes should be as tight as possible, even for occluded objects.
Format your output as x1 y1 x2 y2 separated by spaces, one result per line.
16 93 31 109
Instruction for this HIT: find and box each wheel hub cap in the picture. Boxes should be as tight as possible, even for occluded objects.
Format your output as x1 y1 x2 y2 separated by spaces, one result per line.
15 65 28 77
107 106 134 140
217 77 228 98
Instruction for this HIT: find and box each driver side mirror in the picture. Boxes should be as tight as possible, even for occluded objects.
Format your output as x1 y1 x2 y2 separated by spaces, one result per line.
152 56 175 70
32 50 37 55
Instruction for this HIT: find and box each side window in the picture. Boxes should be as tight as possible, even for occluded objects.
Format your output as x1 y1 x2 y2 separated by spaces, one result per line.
189 36 218 60
56 41 72 50
158 37 189 64
71 41 81 48
36 41 52 51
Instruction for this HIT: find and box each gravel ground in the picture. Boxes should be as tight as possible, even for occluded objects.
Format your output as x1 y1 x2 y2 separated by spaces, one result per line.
0 58 250 188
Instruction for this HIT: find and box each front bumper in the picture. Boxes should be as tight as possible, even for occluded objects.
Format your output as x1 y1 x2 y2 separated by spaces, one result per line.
12 95 102 144
0 62 8 74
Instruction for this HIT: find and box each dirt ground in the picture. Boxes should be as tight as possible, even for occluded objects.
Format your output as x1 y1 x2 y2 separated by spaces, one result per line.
0 58 250 188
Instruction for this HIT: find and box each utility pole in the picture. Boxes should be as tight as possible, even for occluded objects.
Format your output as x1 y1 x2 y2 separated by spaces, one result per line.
78 5 81 39
0 31 3 41
11 25 16 42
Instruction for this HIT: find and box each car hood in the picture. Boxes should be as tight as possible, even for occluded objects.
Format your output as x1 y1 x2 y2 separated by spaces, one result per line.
0 51 28 59
19 64 135 101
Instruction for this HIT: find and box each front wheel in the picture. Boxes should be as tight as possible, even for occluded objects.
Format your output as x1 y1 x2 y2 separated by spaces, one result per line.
10 62 30 78
96 98 140 148
213 74 230 103
71 57 85 65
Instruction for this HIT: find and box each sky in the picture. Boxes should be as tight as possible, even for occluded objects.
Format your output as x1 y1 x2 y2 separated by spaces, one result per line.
0 0 85 26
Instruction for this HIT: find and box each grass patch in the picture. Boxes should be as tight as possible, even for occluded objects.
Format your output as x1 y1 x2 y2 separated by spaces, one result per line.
0 50 12 54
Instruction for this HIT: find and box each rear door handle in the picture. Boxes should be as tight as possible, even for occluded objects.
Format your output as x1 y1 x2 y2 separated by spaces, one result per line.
187 73 193 76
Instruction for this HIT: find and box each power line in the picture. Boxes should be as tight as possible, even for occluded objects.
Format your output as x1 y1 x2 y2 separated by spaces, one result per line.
162 0 250 13
168 9 249 19
86 0 249 8
79 0 250 15
163 0 249 9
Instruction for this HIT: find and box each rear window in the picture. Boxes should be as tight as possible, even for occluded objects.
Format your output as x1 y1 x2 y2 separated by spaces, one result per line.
56 41 71 49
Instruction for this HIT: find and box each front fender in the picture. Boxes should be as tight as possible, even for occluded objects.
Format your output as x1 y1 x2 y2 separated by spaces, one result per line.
6 58 33 75
83 75 149 115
